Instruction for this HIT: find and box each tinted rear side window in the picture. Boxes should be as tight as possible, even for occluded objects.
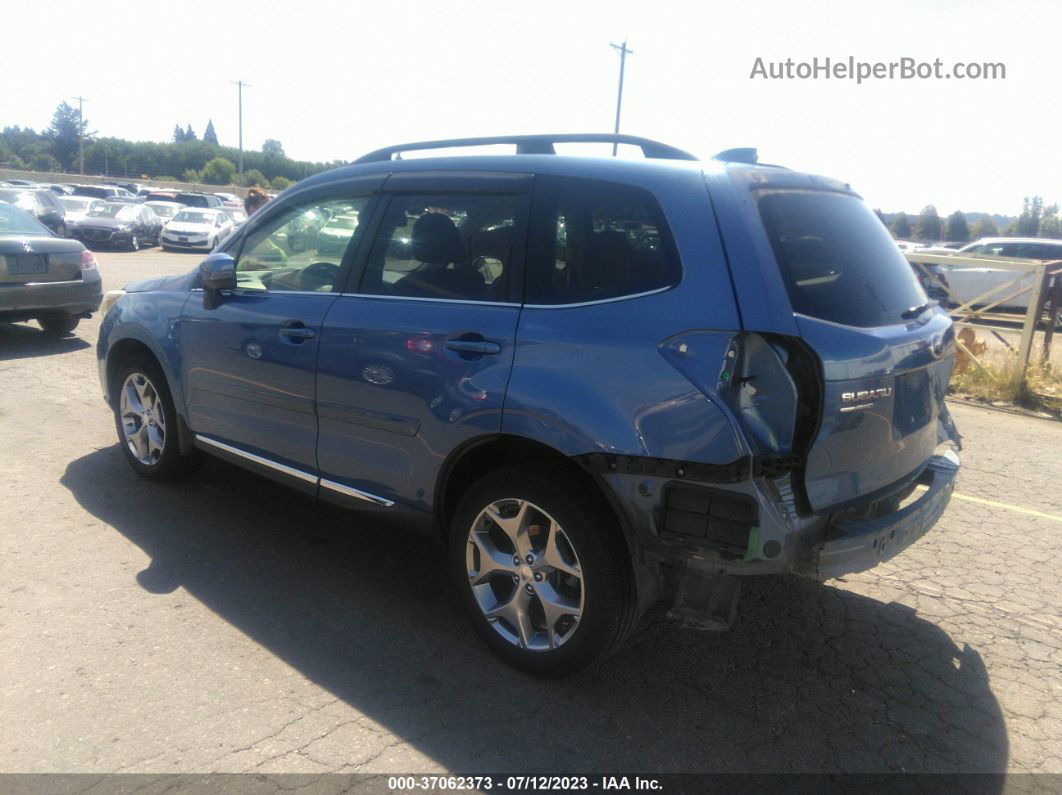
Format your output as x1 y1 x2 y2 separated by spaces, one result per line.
757 190 927 327
526 177 680 305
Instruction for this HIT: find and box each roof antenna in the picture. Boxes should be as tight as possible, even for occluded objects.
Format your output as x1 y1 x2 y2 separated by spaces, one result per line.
713 148 758 164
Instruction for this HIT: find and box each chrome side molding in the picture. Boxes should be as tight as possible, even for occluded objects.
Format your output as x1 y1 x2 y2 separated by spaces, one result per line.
194 434 394 506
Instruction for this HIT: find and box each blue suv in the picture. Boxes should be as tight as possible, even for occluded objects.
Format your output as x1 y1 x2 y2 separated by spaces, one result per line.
97 134 961 675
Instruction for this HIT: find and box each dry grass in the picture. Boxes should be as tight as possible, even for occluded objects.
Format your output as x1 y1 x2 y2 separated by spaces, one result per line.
950 349 1062 415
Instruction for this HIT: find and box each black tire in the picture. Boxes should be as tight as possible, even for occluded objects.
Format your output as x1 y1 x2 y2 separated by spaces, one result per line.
129 234 140 252
449 465 636 676
38 313 79 337
57 222 68 237
112 356 199 480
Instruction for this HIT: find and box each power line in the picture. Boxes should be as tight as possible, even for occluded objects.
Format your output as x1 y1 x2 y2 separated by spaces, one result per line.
231 81 252 186
609 41 633 156
71 96 88 175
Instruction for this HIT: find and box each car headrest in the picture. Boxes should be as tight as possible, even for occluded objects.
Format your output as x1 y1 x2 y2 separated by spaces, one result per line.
412 212 465 264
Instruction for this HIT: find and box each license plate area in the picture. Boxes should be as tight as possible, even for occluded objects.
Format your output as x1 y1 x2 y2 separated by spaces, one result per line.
9 254 48 275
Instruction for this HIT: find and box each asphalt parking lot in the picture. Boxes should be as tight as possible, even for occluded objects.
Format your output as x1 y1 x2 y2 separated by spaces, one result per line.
1 248 1061 777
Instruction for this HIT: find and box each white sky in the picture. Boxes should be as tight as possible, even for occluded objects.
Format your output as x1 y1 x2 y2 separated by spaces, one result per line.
2 0 1058 215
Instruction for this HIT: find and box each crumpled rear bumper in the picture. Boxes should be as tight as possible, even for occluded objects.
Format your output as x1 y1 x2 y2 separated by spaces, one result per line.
804 453 959 580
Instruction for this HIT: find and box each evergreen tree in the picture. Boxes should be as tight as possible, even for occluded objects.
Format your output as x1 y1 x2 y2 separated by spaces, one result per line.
915 205 942 242
173 124 185 143
184 124 197 142
203 119 218 146
44 101 91 171
1013 196 1044 237
1039 205 1060 239
945 211 969 243
892 212 912 238
263 139 284 156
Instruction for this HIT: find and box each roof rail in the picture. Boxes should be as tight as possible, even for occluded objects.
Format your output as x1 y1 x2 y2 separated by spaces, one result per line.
353 134 699 164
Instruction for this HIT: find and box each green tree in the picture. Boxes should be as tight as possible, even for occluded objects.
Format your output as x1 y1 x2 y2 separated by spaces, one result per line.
1013 196 1044 236
44 101 91 171
892 212 912 238
200 156 236 185
1039 205 1060 238
270 175 294 190
28 152 61 171
182 168 201 183
184 124 197 142
242 168 268 187
262 138 284 156
203 119 218 146
945 211 969 243
915 205 942 242
972 216 999 238
172 124 185 143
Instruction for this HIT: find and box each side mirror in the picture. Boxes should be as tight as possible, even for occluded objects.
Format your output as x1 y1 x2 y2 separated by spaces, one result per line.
199 252 236 309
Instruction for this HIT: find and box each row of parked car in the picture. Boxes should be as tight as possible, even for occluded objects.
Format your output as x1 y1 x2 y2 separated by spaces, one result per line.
900 236 1062 311
0 179 249 252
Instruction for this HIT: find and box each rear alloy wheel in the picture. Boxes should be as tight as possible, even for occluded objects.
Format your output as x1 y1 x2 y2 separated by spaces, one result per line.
113 359 198 479
38 313 80 337
450 466 635 676
129 234 140 252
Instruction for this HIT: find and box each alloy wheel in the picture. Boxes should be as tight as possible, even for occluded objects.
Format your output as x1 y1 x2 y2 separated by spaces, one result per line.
119 372 166 465
465 498 584 651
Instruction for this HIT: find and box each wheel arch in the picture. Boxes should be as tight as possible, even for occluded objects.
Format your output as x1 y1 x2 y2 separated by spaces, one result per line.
105 333 195 455
435 434 644 574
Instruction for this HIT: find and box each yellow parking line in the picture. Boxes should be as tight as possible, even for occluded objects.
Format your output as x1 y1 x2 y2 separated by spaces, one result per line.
952 493 1062 523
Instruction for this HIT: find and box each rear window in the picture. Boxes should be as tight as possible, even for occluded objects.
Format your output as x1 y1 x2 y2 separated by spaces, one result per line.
526 177 681 305
176 194 207 207
757 190 928 327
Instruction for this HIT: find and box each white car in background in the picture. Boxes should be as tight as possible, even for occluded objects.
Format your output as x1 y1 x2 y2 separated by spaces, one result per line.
144 200 186 224
159 208 234 251
936 237 1062 311
57 196 108 234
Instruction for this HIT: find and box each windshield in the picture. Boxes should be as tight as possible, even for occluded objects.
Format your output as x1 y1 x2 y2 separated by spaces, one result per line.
148 204 178 217
89 204 139 220
173 211 214 223
0 203 50 236
59 198 90 212
757 190 928 327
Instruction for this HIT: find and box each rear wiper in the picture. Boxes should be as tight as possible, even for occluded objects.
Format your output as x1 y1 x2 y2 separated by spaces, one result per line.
901 300 938 319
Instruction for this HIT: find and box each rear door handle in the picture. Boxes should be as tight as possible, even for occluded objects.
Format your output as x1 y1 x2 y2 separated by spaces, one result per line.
445 339 501 356
278 322 316 341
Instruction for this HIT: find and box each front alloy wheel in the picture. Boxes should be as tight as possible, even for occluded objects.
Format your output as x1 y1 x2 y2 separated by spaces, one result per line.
119 372 166 466
467 498 584 650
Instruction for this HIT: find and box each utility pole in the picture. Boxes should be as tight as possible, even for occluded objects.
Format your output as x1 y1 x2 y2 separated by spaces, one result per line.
231 80 251 185
609 40 632 156
72 95 88 174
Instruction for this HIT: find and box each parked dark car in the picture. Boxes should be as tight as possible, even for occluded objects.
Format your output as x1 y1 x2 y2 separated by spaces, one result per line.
97 133 961 675
73 202 161 251
173 192 224 209
72 185 133 200
0 187 68 236
0 202 101 335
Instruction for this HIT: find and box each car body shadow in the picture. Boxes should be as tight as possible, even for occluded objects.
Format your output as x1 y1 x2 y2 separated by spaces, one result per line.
60 446 1008 777
0 322 91 360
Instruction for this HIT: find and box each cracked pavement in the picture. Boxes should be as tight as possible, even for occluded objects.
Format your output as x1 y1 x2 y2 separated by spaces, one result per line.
1 249 1060 775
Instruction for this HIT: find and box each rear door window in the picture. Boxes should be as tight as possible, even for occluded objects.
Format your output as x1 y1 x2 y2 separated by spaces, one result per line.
757 190 927 327
525 176 680 305
358 193 524 302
